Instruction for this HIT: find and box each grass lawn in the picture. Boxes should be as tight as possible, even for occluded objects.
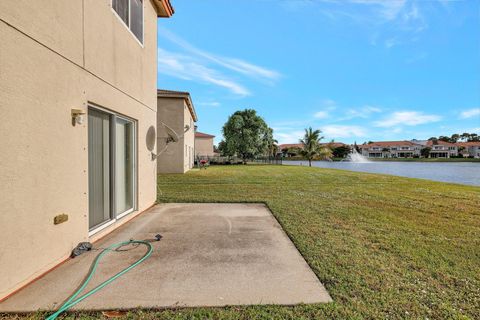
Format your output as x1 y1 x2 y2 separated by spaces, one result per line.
6 165 479 319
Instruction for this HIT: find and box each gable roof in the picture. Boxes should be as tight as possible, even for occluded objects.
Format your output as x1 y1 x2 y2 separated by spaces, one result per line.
195 132 215 139
157 89 197 122
456 141 480 147
426 140 456 147
152 0 175 17
279 143 302 150
358 141 420 149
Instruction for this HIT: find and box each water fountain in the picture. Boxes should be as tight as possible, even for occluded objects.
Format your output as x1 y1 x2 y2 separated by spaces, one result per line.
342 148 371 163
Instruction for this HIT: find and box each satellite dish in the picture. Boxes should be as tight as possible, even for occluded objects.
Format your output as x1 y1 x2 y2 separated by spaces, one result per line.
146 126 156 152
162 123 179 143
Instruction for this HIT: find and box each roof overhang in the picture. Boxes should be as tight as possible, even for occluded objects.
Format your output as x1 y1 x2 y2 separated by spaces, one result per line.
151 0 175 18
157 89 198 122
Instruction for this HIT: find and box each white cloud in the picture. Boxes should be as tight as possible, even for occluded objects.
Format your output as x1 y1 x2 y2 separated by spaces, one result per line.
342 105 382 120
158 27 281 82
158 48 250 96
274 131 305 144
374 111 441 127
322 125 368 138
459 108 480 119
321 99 337 108
350 0 407 21
198 102 221 107
314 111 330 119
385 37 401 48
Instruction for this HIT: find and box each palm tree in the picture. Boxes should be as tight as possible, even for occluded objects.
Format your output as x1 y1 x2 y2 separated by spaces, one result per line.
299 127 329 166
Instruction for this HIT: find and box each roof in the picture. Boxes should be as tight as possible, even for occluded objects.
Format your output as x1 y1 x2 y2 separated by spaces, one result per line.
320 142 347 148
195 132 215 139
157 89 197 122
279 143 303 150
426 140 456 147
279 142 346 150
358 141 420 148
151 0 175 18
456 141 480 147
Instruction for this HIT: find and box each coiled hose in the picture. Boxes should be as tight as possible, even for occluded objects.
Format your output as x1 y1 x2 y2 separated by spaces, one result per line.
46 240 153 320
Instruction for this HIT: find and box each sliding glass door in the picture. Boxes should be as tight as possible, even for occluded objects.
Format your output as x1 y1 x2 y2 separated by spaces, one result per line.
115 117 135 217
88 107 136 232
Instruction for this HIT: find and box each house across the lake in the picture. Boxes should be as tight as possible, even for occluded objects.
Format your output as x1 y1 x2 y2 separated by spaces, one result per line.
157 89 198 173
456 141 480 158
359 140 459 158
359 141 423 158
0 0 174 300
426 140 458 158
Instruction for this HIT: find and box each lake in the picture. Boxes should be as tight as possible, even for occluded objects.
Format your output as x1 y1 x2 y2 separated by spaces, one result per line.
283 161 480 186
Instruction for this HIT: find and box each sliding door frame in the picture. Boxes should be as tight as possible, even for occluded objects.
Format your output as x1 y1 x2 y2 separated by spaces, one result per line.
88 104 138 236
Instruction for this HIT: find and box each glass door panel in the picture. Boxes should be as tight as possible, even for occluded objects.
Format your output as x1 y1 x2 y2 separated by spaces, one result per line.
88 109 111 229
115 117 135 215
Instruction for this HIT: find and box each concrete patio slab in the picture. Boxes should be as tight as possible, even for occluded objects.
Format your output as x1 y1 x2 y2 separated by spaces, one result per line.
0 203 331 312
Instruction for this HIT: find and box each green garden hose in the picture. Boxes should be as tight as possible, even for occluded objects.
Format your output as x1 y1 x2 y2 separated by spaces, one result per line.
46 240 153 320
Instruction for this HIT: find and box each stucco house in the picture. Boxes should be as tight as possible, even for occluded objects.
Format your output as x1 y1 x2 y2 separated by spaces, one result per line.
456 141 480 158
195 132 216 157
426 140 458 158
359 141 423 158
359 140 459 158
157 89 198 173
0 0 174 300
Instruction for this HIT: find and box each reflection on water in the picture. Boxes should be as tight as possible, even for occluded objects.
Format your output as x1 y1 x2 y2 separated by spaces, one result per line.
284 161 480 186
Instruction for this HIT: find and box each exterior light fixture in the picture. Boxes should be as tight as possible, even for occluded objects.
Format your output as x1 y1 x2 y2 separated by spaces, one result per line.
71 109 86 126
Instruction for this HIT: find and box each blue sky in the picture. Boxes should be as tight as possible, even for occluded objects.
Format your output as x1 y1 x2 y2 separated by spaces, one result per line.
157 0 480 144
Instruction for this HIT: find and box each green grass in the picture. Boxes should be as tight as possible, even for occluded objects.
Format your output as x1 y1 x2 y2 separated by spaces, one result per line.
5 165 479 319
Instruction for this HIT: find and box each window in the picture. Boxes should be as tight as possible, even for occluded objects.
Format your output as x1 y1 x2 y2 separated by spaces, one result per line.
112 0 143 44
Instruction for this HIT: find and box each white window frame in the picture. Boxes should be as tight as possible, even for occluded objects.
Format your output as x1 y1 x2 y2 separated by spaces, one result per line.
111 0 145 47
88 104 138 237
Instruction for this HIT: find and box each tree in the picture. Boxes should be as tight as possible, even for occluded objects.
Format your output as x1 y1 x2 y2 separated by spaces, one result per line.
299 127 330 166
217 140 231 156
468 133 479 142
332 145 351 158
460 133 470 142
263 127 278 157
450 133 460 143
221 109 272 164
438 136 451 142
421 147 431 158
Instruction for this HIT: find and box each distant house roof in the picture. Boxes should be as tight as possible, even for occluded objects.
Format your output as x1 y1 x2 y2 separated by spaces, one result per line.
426 140 456 147
358 141 420 149
279 142 346 150
152 0 175 17
456 141 480 147
157 89 197 122
279 143 302 150
320 142 347 148
195 132 215 139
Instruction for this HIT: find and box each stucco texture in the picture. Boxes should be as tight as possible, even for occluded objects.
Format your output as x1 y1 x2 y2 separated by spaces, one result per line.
0 0 159 299
156 97 195 173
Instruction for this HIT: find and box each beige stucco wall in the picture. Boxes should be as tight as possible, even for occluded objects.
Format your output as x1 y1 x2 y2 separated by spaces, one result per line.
156 97 195 173
0 0 159 299
183 103 195 171
195 137 215 157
